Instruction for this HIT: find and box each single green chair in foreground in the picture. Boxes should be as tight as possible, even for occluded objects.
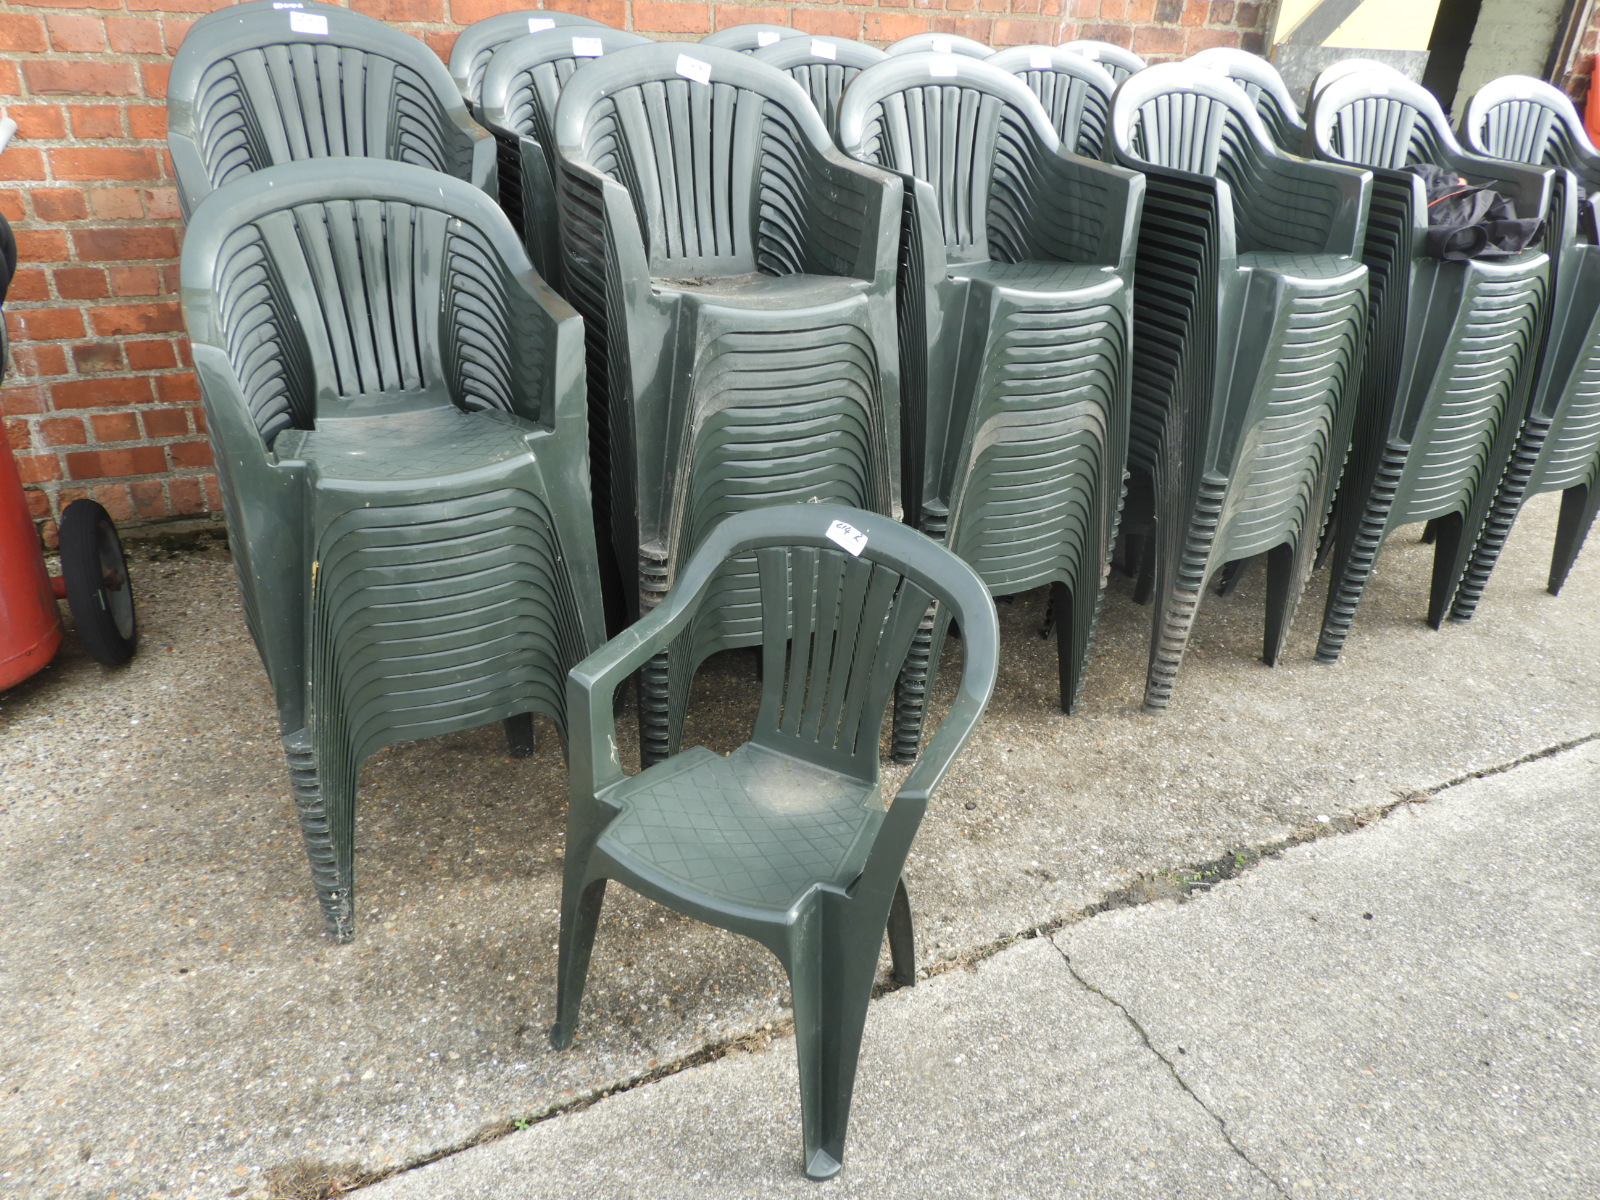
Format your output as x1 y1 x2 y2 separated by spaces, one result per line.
181 160 604 940
551 504 999 1181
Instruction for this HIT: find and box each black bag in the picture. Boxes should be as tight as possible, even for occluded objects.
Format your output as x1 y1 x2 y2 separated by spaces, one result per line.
1404 163 1543 261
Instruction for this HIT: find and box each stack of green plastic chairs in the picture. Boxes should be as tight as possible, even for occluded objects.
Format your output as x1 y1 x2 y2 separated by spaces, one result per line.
700 23 804 52
750 36 887 133
477 26 652 285
1188 46 1307 154
987 44 1117 158
552 504 999 1181
838 54 1143 756
553 44 904 763
166 0 493 218
885 32 994 59
446 8 607 116
180 160 604 940
1060 39 1145 84
1450 76 1600 612
1109 64 1371 710
1306 71 1552 661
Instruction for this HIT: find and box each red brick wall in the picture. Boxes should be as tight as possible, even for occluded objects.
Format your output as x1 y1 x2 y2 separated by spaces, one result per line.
0 0 1274 544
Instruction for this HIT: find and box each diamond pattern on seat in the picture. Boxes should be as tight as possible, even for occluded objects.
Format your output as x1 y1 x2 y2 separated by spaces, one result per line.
599 744 880 910
292 408 532 482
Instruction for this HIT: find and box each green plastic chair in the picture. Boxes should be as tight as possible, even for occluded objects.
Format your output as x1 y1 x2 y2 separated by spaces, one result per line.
1110 65 1371 710
552 504 999 1180
837 53 1142 755
1306 71 1552 660
987 44 1116 158
750 36 888 134
166 1 494 218
447 8 608 115
700 23 804 52
553 44 905 763
1188 46 1307 154
180 159 604 940
1059 39 1145 84
1450 75 1600 611
477 27 652 284
884 32 993 59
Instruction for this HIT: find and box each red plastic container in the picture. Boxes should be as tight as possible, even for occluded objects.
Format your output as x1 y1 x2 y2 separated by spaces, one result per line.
0 435 63 689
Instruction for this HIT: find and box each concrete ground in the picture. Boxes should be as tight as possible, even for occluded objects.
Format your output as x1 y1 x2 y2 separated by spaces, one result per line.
1 490 1596 1199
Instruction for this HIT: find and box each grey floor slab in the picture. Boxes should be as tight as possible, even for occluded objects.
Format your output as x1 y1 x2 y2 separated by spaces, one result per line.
1057 741 1600 1200
363 936 1280 1200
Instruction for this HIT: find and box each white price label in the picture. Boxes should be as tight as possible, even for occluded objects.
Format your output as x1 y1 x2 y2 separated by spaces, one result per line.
572 35 603 57
676 53 712 85
528 17 555 32
756 30 782 46
929 56 959 79
825 520 868 557
272 3 304 10
289 11 328 35
1371 81 1390 96
811 38 837 60
1030 48 1051 69
930 35 952 53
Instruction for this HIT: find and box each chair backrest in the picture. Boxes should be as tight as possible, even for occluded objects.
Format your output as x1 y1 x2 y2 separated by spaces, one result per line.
480 27 654 160
1308 70 1459 171
1187 46 1306 153
448 9 610 110
1311 58 1409 100
987 45 1115 158
700 23 804 52
180 159 555 447
751 36 888 132
167 4 483 215
553 44 841 277
1463 75 1599 175
1059 39 1144 83
836 53 1063 264
884 32 993 59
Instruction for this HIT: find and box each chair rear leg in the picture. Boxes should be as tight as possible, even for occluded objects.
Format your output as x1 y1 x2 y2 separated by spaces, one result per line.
551 876 608 1050
1450 420 1546 620
283 730 354 942
1425 510 1467 630
1262 540 1308 667
1144 486 1222 712
638 650 671 768
1550 481 1597 595
1317 447 1405 663
886 875 915 987
502 713 536 758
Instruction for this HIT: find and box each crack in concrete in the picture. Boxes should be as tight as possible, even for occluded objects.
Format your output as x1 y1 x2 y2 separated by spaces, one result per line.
337 732 1599 1196
1048 938 1292 1199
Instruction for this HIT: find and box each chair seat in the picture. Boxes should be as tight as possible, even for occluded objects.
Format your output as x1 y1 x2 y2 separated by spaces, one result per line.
1237 250 1369 286
278 407 534 483
951 259 1120 298
652 270 868 311
598 743 882 912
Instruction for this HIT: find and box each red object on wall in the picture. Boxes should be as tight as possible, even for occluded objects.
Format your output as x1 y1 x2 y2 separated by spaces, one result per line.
1588 57 1600 145
0 430 62 689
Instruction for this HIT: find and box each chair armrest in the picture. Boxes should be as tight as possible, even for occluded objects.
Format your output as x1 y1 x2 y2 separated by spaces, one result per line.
1021 150 1144 274
1233 142 1371 258
470 134 499 198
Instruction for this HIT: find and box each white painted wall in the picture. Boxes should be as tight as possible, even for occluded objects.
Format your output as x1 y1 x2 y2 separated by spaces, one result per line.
1452 0 1565 112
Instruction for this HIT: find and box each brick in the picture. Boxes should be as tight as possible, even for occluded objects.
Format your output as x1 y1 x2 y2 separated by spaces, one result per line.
1210 0 1234 19
713 5 788 27
6 270 51 303
1 385 49 416
76 344 127 375
7 106 68 141
1077 24 1134 47
52 148 163 184
993 17 1054 45
88 188 146 220
190 404 205 434
0 63 18 97
126 0 233 12
6 419 32 453
109 265 165 296
107 16 164 53
163 17 195 54
141 63 172 100
1184 26 1240 52
17 453 63 485
70 105 126 139
0 190 22 223
633 1 711 33
19 0 120 10
0 13 47 52
1239 29 1264 53
90 302 185 337
51 375 155 410
1128 0 1157 18
168 439 215 469
127 105 168 140
140 406 189 437
0 148 48 183
55 267 111 300
351 0 447 19
1100 0 1127 17
1181 0 1207 23
31 188 89 222
39 416 87 447
126 339 179 371
93 483 137 521
800 11 863 37
930 15 993 38
864 13 929 41
130 479 170 519
26 490 51 522
14 230 70 262
8 307 85 340
143 187 181 221
155 373 202 404
1236 1 1261 26
46 14 109 52
160 265 182 295
10 343 68 377
73 227 181 263
24 60 136 96
563 0 627 25
169 474 205 514
1133 24 1186 53
91 411 141 441
422 31 456 59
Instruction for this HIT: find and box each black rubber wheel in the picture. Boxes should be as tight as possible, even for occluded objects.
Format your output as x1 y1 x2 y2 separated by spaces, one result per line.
58 498 138 666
